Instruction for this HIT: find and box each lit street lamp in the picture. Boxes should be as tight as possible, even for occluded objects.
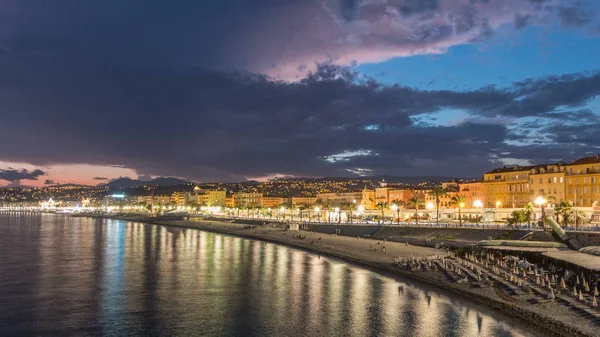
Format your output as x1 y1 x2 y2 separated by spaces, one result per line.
473 199 483 225
391 204 399 225
535 196 547 226
314 206 320 223
335 207 340 224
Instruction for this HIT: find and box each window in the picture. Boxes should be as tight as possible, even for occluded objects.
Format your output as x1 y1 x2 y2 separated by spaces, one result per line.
530 179 534 184
592 177 596 183
553 177 557 183
583 177 587 184
568 178 572 184
539 178 543 184
560 177 564 183
548 177 552 183
540 189 544 194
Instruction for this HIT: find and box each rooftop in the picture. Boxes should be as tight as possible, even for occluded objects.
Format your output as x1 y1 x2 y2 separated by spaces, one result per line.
567 154 600 166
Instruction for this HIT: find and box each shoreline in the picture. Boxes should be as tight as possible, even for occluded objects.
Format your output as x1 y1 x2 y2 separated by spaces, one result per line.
85 215 598 337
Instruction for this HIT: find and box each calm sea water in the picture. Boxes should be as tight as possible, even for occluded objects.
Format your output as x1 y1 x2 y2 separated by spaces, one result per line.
0 213 537 336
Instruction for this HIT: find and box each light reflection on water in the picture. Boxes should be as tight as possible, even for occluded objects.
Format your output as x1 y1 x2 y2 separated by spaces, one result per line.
0 213 537 336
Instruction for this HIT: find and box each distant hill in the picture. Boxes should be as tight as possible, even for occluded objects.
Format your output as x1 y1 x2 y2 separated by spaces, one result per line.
299 175 466 184
102 177 190 189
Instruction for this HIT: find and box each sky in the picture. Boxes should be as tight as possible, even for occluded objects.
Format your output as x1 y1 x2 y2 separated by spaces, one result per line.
1 0 600 187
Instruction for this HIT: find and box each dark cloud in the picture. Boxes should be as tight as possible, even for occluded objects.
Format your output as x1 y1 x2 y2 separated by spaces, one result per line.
0 0 598 181
93 177 108 180
0 168 46 182
0 0 591 76
0 49 598 180
557 3 595 27
44 179 55 185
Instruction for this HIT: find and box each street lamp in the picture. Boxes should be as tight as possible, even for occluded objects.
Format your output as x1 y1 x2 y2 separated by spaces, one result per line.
473 199 483 225
535 196 547 226
495 201 501 208
280 207 286 220
314 206 320 222
391 204 399 225
335 207 340 224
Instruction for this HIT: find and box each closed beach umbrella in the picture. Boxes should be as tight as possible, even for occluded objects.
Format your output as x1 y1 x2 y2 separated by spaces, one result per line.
592 296 598 308
594 286 599 297
576 275 580 285
560 278 566 290
573 286 578 297
578 289 584 301
548 288 555 300
584 282 590 293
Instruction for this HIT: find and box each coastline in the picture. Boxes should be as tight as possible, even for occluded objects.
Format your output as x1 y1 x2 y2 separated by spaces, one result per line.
86 215 598 337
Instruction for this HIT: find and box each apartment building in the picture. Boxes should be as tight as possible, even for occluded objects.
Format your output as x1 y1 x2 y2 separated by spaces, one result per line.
565 155 600 207
483 166 532 208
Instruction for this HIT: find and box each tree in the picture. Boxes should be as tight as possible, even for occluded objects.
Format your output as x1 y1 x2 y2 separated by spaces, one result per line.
523 202 534 227
449 195 467 226
409 196 424 225
428 187 448 225
391 199 405 224
376 201 388 224
555 201 572 227
508 210 527 226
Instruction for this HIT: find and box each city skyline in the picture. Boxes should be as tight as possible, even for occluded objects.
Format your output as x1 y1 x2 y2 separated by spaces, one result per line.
1 0 600 187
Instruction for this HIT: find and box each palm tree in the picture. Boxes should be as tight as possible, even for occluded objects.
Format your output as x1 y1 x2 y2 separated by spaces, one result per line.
450 195 467 226
428 186 448 225
408 196 424 225
391 199 405 224
555 201 572 227
524 202 534 227
376 201 388 224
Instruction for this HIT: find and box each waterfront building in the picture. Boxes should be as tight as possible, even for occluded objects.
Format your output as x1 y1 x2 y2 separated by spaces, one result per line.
291 196 317 207
233 192 263 208
192 189 227 207
565 155 600 207
458 181 485 207
529 162 566 205
225 197 234 208
171 191 187 206
361 188 375 210
262 197 286 208
483 166 532 208
316 192 362 206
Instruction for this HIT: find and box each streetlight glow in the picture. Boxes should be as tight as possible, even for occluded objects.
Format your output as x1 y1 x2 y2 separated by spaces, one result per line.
391 204 398 211
535 196 546 206
473 200 483 208
426 202 434 210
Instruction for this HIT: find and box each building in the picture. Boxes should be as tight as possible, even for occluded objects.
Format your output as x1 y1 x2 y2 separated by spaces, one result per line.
291 197 317 207
483 165 533 208
136 195 171 205
262 197 286 208
424 190 459 208
458 181 485 208
171 191 187 206
361 188 375 210
192 189 227 207
529 162 566 206
565 155 600 207
316 192 362 206
233 193 263 208
225 197 234 208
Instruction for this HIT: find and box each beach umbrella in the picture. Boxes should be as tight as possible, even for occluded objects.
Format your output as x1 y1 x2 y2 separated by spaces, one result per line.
594 286 599 297
548 288 555 300
541 278 546 287
573 286 578 297
535 276 540 285
576 275 580 285
578 289 584 301
560 278 567 290
584 282 590 293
